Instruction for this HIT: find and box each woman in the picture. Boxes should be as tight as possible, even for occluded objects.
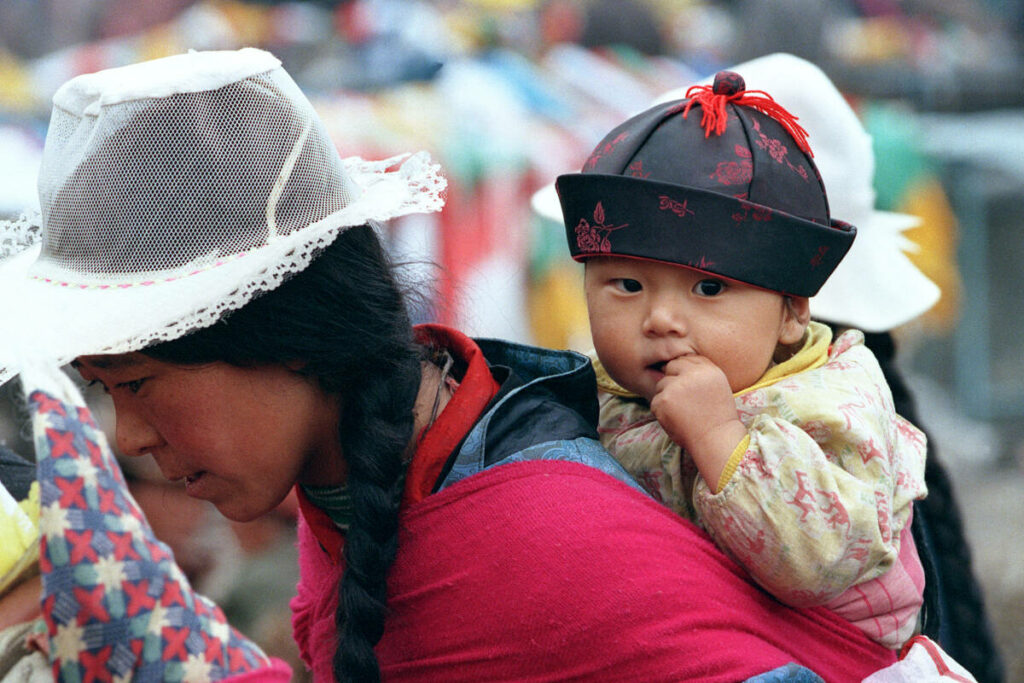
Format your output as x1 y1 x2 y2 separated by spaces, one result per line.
0 48 897 681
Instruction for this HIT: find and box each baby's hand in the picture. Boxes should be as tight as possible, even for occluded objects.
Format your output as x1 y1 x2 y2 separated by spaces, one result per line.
650 355 746 490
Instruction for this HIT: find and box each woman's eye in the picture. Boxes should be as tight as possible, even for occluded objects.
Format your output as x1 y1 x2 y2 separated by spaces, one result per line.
116 379 147 394
613 278 643 293
694 279 725 296
87 379 110 395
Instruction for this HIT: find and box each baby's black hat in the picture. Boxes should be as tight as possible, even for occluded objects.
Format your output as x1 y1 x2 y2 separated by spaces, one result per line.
556 70 856 297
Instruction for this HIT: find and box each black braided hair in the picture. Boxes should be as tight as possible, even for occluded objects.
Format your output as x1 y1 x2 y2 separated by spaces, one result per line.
145 224 423 682
856 330 1004 683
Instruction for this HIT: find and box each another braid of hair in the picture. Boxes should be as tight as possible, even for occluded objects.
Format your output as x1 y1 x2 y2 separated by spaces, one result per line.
860 331 1004 683
333 349 420 683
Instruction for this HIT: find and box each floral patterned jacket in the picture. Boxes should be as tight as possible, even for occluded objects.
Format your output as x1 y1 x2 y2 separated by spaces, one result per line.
594 322 928 649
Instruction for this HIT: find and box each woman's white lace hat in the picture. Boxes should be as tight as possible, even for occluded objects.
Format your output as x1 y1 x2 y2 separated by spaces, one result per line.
534 52 939 333
0 48 446 383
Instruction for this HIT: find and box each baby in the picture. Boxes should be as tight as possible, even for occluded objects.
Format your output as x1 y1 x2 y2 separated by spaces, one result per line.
556 70 928 649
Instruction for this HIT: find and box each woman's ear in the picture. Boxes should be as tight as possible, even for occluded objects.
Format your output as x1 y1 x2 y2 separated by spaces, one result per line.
779 296 811 345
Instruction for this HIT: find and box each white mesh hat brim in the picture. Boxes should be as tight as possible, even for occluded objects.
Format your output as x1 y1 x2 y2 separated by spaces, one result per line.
0 152 445 385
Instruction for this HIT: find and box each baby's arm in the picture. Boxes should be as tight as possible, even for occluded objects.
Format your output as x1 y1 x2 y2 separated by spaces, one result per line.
650 354 746 492
692 353 927 606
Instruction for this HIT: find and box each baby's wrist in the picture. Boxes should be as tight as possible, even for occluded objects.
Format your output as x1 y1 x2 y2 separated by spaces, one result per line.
687 419 747 491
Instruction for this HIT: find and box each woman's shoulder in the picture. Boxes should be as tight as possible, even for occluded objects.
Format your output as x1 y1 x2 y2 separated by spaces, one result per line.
408 458 669 532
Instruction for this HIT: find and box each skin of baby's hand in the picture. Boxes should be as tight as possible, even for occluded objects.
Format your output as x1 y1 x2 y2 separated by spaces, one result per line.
650 355 747 491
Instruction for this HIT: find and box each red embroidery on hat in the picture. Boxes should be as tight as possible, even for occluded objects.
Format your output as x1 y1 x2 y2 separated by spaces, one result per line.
810 245 829 267
584 132 629 170
710 144 753 186
575 202 627 253
665 101 688 116
711 160 752 186
732 199 772 223
750 118 790 164
627 160 650 178
688 255 716 270
658 195 694 218
751 119 811 181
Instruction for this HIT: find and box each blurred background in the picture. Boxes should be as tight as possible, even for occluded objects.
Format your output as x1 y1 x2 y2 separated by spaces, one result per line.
0 0 1022 680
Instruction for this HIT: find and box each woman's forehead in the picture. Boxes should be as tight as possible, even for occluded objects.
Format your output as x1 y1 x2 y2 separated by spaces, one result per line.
72 353 148 372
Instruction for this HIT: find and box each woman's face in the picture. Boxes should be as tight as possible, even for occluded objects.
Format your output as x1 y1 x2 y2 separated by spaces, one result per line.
74 354 343 522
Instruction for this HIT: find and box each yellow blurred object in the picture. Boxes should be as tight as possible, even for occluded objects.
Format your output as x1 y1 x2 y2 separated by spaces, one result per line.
899 177 962 332
0 49 36 113
138 24 188 64
212 0 275 46
0 481 40 598
834 16 914 65
527 263 591 351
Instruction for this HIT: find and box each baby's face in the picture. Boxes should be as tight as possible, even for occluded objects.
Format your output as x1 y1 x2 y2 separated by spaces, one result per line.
584 257 807 400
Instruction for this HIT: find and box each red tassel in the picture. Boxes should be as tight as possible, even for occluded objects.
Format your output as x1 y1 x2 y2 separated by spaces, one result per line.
682 82 813 157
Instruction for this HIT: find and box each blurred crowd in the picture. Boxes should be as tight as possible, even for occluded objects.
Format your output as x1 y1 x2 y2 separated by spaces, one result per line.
2 1 1023 681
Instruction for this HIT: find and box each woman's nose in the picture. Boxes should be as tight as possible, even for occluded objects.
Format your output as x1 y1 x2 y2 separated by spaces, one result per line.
114 405 163 458
643 297 686 337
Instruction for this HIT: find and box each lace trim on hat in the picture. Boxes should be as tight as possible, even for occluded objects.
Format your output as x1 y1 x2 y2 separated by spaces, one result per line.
0 210 41 261
88 151 446 356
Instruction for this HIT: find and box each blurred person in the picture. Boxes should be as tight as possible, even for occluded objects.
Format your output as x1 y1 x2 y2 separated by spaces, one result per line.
731 0 828 64
538 0 583 44
579 0 666 55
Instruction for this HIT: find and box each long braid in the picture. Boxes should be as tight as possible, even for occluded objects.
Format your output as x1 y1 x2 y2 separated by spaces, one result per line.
860 331 1004 682
145 224 424 681
334 353 419 682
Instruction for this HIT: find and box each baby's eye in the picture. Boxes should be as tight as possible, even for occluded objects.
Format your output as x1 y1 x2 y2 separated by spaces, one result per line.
693 279 726 297
613 278 643 293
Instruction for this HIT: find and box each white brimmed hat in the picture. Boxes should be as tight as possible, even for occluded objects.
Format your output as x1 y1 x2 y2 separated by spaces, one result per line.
0 48 446 383
535 52 939 333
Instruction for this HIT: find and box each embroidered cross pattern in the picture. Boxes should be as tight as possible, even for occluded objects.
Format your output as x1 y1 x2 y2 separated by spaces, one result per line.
30 387 273 682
